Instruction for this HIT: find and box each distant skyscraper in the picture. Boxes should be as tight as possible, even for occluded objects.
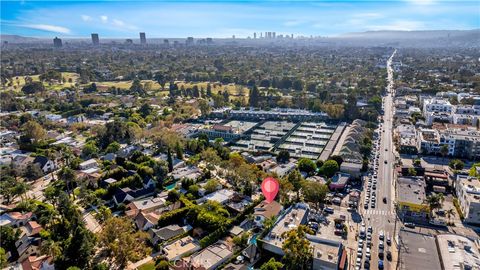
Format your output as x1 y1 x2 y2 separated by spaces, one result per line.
265 32 268 39
53 37 62 48
273 32 276 39
125 39 133 44
186 37 194 45
253 32 257 39
206 38 213 44
91 33 99 45
163 39 169 45
260 32 263 38
232 35 235 39
140 32 146 44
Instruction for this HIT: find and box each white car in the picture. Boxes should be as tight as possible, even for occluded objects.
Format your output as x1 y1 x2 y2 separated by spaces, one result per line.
379 230 385 240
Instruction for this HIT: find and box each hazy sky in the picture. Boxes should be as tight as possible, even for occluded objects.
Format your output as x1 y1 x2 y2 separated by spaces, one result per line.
1 0 479 38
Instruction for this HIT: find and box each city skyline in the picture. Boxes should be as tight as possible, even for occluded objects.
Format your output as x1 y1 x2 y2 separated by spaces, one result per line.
1 0 479 38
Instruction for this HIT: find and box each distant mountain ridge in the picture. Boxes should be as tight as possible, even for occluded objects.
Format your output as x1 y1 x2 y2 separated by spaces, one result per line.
339 29 480 39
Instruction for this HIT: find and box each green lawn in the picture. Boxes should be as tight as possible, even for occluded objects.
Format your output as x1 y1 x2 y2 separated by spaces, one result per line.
137 261 155 270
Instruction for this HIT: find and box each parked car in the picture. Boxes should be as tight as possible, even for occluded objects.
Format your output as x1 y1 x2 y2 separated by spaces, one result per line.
386 251 392 261
383 197 387 203
324 207 334 214
378 260 384 269
405 222 416 228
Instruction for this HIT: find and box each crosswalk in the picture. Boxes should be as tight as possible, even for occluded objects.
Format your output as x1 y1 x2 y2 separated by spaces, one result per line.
364 209 395 216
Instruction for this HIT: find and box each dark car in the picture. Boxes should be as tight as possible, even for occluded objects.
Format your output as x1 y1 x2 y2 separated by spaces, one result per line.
379 250 384 259
383 197 387 203
386 251 392 261
364 259 370 269
378 260 384 269
405 222 416 228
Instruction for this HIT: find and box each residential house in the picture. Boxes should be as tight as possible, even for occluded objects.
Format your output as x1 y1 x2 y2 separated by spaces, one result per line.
16 221 43 261
20 255 55 270
163 236 201 261
197 189 235 205
188 241 234 270
0 211 33 227
79 159 99 171
253 200 283 227
32 156 56 173
149 224 191 246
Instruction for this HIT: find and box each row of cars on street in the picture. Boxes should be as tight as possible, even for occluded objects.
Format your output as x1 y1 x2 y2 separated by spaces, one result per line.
356 223 392 269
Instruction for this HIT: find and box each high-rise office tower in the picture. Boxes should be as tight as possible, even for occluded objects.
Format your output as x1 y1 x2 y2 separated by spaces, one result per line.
265 32 268 39
53 37 62 48
91 33 99 45
253 32 257 39
273 32 276 39
140 32 146 44
186 37 194 45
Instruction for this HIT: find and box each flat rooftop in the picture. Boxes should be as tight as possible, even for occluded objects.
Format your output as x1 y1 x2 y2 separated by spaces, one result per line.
397 177 426 205
263 203 309 249
399 230 442 270
163 236 201 261
437 234 480 270
223 120 257 134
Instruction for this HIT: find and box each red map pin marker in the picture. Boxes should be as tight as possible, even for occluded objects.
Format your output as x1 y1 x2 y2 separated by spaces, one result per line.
261 177 279 203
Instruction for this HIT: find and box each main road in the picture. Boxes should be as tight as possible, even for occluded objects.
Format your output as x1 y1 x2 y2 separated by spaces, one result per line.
360 49 398 270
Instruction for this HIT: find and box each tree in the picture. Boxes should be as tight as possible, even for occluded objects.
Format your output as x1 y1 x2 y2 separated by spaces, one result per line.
302 181 329 208
446 208 455 223
249 85 260 107
320 160 339 178
21 81 45 95
0 248 7 269
297 158 317 176
344 93 359 121
287 170 303 201
82 141 99 158
260 258 284 270
449 159 464 171
98 217 151 268
204 179 219 194
328 155 344 166
413 158 422 166
424 193 444 213
282 225 313 270
0 226 19 256
22 120 46 143
130 78 145 96
155 260 169 270
175 142 184 160
167 148 173 172
138 103 152 118
276 150 290 163
0 176 29 204
40 239 62 260
84 83 97 93
407 167 417 176
440 144 449 159
105 141 121 153
198 99 211 117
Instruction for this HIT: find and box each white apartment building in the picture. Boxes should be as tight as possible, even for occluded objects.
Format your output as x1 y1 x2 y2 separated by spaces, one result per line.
455 175 480 225
423 97 480 126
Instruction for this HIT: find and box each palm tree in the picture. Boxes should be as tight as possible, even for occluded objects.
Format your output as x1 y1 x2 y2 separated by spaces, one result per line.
40 239 62 260
263 215 277 231
446 208 455 224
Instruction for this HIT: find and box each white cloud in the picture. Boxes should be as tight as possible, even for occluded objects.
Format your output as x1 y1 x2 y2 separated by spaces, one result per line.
112 19 125 27
100 15 108 23
368 20 426 31
404 0 436 5
81 15 92 22
20 24 71 34
283 20 305 27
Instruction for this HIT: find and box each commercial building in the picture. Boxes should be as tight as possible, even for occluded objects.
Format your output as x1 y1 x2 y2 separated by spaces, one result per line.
398 230 442 270
455 175 480 225
260 203 347 270
139 32 146 44
53 37 62 48
91 33 99 45
436 234 480 270
396 177 430 223
229 108 328 122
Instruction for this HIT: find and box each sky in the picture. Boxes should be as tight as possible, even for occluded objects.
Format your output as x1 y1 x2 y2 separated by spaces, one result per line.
1 0 479 38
